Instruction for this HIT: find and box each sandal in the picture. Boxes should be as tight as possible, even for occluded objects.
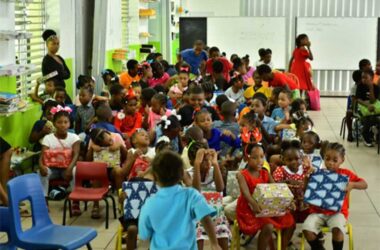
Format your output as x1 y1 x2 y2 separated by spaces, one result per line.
71 202 82 216
91 206 101 219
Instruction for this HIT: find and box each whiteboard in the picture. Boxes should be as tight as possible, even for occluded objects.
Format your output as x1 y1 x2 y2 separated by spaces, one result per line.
297 17 378 70
207 17 287 69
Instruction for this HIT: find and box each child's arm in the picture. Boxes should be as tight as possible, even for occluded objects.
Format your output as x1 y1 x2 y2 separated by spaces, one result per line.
142 106 150 130
192 148 206 191
120 145 128 164
64 141 80 181
346 179 368 192
39 146 49 177
210 149 225 192
220 130 241 148
29 122 51 144
122 149 141 177
30 78 44 104
306 44 314 60
85 146 94 161
237 171 262 213
182 170 193 187
274 123 292 132
200 216 222 250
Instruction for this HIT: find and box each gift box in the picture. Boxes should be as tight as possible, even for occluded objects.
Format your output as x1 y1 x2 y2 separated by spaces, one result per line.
304 169 349 212
202 191 223 218
43 149 72 168
93 149 120 168
226 171 240 199
123 181 158 220
253 183 294 217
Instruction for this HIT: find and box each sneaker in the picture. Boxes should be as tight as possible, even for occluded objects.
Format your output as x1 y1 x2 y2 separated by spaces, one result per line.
364 140 374 147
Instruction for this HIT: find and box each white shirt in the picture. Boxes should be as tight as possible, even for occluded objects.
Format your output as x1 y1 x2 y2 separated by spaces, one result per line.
225 87 245 105
129 147 155 159
42 133 80 149
187 166 215 191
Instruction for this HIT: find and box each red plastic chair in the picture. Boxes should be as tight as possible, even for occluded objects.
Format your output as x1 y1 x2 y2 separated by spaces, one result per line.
62 161 116 229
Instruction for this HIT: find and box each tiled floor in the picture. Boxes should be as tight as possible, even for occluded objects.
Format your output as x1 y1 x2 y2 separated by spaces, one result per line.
1 98 380 249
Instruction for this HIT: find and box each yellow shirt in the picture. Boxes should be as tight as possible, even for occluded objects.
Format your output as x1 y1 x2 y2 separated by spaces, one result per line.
244 85 272 99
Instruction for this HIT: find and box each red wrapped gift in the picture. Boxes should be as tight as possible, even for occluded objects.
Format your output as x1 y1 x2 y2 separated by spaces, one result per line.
43 148 72 168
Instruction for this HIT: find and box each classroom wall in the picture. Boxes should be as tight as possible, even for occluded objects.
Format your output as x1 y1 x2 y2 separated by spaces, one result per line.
181 0 240 16
242 0 380 96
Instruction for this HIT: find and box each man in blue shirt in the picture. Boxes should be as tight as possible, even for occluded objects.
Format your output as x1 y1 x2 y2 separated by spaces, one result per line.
180 40 208 75
139 151 221 250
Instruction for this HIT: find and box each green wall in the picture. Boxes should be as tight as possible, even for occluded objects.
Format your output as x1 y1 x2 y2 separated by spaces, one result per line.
172 38 179 65
105 50 124 74
64 58 74 99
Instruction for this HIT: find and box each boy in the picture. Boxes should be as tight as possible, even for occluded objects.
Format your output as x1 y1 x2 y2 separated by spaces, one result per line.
139 151 221 250
271 87 292 122
31 77 57 104
257 64 298 90
206 47 232 82
119 59 140 89
75 86 95 134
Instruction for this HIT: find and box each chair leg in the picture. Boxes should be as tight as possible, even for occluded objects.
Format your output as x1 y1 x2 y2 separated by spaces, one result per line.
300 232 305 250
86 243 92 250
348 223 354 250
104 198 109 229
342 117 346 139
68 199 72 218
355 119 359 147
63 198 68 225
276 229 281 250
340 117 345 136
109 195 117 219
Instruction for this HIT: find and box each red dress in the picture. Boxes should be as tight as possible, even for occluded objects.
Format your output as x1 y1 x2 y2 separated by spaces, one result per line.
236 169 294 235
290 47 313 91
114 112 143 138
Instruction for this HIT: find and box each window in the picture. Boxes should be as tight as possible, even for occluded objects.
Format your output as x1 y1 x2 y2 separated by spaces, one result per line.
14 0 46 99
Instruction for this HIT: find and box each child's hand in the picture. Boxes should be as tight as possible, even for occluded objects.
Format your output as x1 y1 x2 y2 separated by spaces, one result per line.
222 130 235 140
346 182 355 192
194 148 206 166
64 168 73 181
249 201 262 214
302 155 312 168
92 144 102 152
368 105 375 112
42 124 52 135
208 149 218 165
39 165 48 176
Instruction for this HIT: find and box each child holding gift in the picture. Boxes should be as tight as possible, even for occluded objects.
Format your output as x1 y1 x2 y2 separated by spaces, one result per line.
236 143 294 250
303 143 368 250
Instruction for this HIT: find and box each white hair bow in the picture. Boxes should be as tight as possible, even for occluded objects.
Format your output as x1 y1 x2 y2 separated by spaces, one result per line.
160 115 171 129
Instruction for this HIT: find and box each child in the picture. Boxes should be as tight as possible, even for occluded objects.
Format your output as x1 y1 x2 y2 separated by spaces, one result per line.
167 63 191 91
138 151 221 250
254 48 274 68
214 94 229 120
244 71 272 100
38 105 81 215
91 104 122 136
213 101 240 138
251 95 278 142
153 115 182 153
119 59 140 89
301 131 323 169
271 87 292 122
139 87 157 116
194 109 241 154
231 57 247 77
303 143 368 250
242 54 255 85
206 46 233 82
101 69 118 97
109 84 126 114
31 76 57 104
225 73 245 105
168 84 183 109
187 142 230 250
54 86 68 106
289 34 314 94
131 82 142 101
202 81 216 107
144 93 172 131
74 75 95 106
257 64 298 90
75 86 95 134
138 62 153 89
114 92 143 138
178 85 220 127
266 86 283 117
148 61 170 88
236 144 294 250
374 60 380 85
181 126 206 169
124 129 155 180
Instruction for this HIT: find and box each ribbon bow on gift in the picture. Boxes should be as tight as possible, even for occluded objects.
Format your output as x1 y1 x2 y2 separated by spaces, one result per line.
50 105 72 114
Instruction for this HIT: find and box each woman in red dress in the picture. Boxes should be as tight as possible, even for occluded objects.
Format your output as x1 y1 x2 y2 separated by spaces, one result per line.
236 144 295 250
289 34 314 95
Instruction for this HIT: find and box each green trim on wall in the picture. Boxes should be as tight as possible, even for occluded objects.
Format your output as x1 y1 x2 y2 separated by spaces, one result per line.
171 38 179 65
64 58 74 99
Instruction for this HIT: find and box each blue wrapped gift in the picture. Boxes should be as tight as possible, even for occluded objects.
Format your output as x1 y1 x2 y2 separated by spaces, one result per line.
123 181 158 219
304 169 349 212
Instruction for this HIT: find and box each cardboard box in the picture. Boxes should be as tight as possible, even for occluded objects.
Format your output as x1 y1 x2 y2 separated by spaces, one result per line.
253 183 294 217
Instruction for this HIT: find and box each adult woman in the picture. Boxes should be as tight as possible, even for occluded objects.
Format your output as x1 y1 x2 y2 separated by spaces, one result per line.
41 29 71 89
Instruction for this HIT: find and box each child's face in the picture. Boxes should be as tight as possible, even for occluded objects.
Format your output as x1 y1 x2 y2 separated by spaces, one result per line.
301 37 310 46
55 91 66 104
178 73 189 88
324 149 344 172
113 89 126 104
254 73 262 86
362 63 372 72
45 80 56 94
260 72 272 82
300 104 307 113
301 135 317 154
124 99 138 115
129 64 139 76
252 99 265 115
195 113 212 132
133 87 142 100
133 130 150 147
151 98 163 114
101 132 114 147
283 149 301 171
263 53 272 64
79 89 92 106
361 72 373 85
247 147 265 171
54 115 70 134
298 121 312 137
45 107 54 121
189 93 205 109
210 51 220 60
278 92 291 109
234 79 244 90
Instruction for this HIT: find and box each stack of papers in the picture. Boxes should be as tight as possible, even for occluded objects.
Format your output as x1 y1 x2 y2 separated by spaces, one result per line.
0 92 20 114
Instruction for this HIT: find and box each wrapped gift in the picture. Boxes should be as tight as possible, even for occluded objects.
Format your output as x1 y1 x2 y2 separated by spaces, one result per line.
226 171 240 199
123 181 158 220
43 149 72 168
304 169 349 212
202 191 223 218
93 149 120 168
253 183 294 217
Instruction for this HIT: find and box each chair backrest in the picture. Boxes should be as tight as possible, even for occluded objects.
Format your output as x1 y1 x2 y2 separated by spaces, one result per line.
7 174 52 241
285 72 300 88
75 161 109 188
0 207 16 249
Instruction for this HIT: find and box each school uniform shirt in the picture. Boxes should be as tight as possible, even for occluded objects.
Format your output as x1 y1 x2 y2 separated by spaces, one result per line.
75 102 95 133
207 128 241 152
254 60 274 69
243 85 272 99
225 87 245 105
178 105 220 127
206 57 233 82
139 185 216 250
119 71 141 89
181 48 208 75
271 107 286 122
261 115 278 135
42 133 80 150
269 72 298 90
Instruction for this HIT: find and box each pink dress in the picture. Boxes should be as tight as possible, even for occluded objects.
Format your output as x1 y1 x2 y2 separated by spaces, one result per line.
148 72 170 88
147 109 172 130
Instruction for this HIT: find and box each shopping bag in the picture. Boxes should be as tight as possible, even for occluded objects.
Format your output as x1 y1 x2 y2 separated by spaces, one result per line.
307 88 320 111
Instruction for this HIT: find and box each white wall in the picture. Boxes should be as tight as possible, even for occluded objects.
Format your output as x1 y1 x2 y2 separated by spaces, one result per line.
0 2 15 66
181 0 240 16
105 0 122 50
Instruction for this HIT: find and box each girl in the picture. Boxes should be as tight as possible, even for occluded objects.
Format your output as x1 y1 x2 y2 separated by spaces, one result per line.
194 109 241 153
138 62 153 89
242 54 255 85
239 111 265 146
301 131 323 169
144 93 171 131
114 92 142 139
224 72 245 105
251 96 278 142
38 105 81 215
148 61 170 88
254 48 273 69
168 85 183 109
236 143 294 250
101 69 118 97
153 115 182 153
187 142 230 250
86 128 127 218
167 63 191 91
231 57 247 77
289 34 314 94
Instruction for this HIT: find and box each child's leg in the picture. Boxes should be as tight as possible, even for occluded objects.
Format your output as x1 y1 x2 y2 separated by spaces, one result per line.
126 224 138 250
258 223 273 250
303 214 326 250
112 167 125 191
217 237 229 250
327 213 346 250
282 225 296 249
0 148 11 205
196 240 204 250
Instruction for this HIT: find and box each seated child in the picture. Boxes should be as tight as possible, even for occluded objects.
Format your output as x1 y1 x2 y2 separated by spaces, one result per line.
153 115 182 153
346 70 361 142
202 81 216 106
91 104 122 136
114 92 142 138
181 125 207 169
139 151 220 250
109 84 127 114
101 69 118 97
271 87 292 122
214 94 229 120
266 86 283 117
243 71 272 100
225 73 245 105
303 143 367 250
144 93 172 131
75 86 95 135
148 61 170 88
31 76 57 104
213 101 240 137
251 94 278 143
236 143 294 249
301 131 323 169
138 87 157 116
138 62 153 89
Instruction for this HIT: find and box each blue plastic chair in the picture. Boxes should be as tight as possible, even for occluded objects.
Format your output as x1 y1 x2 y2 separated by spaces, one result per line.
7 173 97 250
0 207 16 250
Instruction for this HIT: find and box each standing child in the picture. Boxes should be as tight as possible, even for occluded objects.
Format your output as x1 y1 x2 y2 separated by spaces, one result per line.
236 144 294 250
75 86 95 134
303 143 368 250
257 65 298 90
225 73 245 105
139 151 221 250
289 34 314 95
187 142 230 250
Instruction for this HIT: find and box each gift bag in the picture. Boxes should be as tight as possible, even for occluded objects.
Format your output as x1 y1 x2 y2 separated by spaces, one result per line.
358 100 380 117
123 181 158 220
304 169 349 211
307 88 321 111
253 183 294 217
226 171 240 199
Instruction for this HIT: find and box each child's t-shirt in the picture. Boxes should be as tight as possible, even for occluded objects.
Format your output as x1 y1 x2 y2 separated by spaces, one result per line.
75 103 95 133
187 166 215 191
271 107 286 122
119 71 141 89
225 87 245 105
261 115 278 136
114 112 143 137
148 73 170 88
42 133 80 150
243 85 272 99
139 185 216 250
207 128 241 152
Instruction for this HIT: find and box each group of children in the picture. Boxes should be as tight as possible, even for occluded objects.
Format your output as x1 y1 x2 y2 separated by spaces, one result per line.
24 35 369 250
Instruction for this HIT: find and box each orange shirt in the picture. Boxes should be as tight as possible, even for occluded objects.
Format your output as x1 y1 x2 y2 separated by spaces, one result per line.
119 72 140 89
270 72 298 90
374 73 380 85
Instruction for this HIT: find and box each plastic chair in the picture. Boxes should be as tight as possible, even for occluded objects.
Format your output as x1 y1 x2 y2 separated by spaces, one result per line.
62 161 116 229
6 173 97 250
0 207 17 250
